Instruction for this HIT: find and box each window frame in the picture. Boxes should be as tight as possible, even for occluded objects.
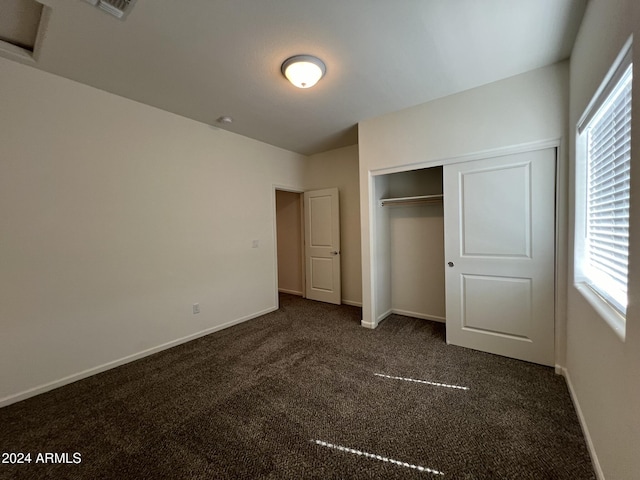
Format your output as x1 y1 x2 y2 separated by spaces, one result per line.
574 37 632 341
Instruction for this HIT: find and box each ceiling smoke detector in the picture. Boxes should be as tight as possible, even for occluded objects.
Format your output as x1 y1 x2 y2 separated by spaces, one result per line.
84 0 136 19
216 116 234 125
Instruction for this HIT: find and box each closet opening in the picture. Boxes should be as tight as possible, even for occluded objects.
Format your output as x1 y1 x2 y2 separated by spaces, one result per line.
376 166 445 324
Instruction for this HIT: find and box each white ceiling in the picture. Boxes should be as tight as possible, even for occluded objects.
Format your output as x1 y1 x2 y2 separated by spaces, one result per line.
11 0 586 155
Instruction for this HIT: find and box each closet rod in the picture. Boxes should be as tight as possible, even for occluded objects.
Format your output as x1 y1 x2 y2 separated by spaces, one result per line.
380 194 443 207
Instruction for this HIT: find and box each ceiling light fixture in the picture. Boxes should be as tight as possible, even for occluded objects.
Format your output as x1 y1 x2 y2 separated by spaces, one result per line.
281 55 326 89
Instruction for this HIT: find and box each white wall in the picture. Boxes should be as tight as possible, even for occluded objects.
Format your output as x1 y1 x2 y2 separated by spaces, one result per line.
0 57 306 405
305 145 362 306
567 1 640 478
275 190 303 295
359 63 569 337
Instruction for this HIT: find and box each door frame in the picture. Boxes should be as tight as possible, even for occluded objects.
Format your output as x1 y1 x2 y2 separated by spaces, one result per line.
364 138 566 367
273 186 306 309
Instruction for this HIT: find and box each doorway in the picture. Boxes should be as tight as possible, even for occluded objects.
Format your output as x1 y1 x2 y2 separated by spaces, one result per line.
274 187 342 305
275 189 304 297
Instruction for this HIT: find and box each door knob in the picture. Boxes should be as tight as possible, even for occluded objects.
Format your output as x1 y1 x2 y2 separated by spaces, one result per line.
448 261 454 267
330 251 340 256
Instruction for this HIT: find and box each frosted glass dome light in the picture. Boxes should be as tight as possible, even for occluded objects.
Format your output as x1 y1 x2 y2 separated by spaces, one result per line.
281 55 326 89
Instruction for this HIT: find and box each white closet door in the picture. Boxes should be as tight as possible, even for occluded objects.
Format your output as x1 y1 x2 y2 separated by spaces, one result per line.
443 149 556 366
304 188 341 304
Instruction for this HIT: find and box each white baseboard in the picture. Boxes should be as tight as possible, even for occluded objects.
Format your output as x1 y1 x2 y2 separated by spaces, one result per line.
391 309 445 323
342 299 363 307
361 308 392 329
277 293 360 307
560 367 605 480
278 288 303 296
362 309 444 331
361 320 377 329
0 306 278 408
377 309 392 323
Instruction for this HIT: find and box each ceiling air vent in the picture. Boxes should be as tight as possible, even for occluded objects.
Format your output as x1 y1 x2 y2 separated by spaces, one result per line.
84 0 135 20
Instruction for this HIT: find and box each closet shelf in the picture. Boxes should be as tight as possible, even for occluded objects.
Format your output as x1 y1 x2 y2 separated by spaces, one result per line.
380 194 443 207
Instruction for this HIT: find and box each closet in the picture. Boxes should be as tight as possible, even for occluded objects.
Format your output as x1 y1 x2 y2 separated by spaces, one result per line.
370 148 557 366
376 166 445 323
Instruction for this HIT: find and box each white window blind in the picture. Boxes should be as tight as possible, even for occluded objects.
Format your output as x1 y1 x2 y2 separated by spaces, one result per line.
583 62 632 314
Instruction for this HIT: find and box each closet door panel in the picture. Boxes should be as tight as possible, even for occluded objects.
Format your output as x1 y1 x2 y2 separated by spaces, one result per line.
444 148 555 366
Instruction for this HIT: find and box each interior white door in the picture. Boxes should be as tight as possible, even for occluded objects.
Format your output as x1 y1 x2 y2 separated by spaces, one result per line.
304 188 341 304
443 149 556 366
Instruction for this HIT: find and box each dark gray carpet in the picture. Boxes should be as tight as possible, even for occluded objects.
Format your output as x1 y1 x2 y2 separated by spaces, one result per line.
0 294 595 479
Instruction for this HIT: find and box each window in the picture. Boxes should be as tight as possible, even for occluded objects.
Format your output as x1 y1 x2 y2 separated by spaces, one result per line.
576 39 632 334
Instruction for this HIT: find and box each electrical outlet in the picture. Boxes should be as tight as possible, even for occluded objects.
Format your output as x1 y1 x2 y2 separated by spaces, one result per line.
192 303 200 314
